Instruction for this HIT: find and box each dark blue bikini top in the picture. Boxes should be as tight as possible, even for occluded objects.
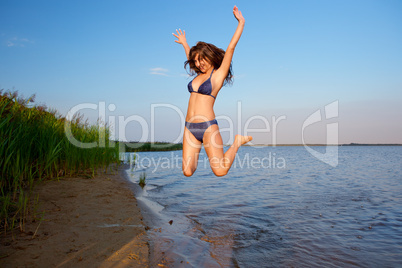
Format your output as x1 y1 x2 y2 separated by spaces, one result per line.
187 69 216 99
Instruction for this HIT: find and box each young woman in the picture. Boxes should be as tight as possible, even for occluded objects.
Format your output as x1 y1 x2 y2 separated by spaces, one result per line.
173 5 252 177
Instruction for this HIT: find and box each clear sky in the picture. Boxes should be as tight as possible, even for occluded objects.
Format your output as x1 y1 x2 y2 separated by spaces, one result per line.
1 0 401 144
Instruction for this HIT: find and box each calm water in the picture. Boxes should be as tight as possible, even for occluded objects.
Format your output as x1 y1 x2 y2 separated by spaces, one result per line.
123 146 402 267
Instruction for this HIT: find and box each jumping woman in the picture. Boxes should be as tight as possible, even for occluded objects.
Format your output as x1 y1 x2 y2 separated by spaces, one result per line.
173 5 252 177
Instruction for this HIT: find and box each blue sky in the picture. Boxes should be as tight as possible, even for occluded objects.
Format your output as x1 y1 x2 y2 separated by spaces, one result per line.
1 0 401 144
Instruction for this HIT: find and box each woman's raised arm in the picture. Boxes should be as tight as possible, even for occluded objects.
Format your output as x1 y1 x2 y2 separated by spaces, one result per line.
173 29 191 60
215 6 245 86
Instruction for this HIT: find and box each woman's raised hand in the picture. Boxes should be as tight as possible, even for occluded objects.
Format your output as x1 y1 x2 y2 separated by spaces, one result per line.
233 6 245 23
172 29 187 45
173 28 190 59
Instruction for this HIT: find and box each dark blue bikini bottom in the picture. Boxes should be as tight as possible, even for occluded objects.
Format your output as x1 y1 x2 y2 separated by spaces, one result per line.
185 119 218 143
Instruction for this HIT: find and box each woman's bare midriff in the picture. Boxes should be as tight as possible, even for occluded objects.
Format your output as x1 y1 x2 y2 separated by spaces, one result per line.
185 93 216 122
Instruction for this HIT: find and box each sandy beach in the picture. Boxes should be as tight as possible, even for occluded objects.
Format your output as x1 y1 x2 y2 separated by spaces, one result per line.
0 165 149 267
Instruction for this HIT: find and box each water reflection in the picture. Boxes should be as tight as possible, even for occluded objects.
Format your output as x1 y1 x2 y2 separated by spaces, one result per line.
123 146 402 267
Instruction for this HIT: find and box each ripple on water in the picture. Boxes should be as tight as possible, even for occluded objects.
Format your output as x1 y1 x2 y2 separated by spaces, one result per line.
123 146 402 267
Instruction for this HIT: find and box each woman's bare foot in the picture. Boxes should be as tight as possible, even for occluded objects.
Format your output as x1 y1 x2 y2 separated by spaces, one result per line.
235 135 253 146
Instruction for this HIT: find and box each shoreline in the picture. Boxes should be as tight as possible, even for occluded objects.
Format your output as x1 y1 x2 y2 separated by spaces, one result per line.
120 164 173 267
0 165 149 267
122 160 197 267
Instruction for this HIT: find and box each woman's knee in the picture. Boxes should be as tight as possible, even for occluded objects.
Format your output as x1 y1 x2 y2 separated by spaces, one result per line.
183 169 194 177
182 164 196 177
182 156 198 177
212 168 228 177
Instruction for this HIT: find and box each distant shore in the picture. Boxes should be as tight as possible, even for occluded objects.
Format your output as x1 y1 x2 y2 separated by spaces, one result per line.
119 141 183 152
0 166 149 267
243 143 402 147
120 142 402 150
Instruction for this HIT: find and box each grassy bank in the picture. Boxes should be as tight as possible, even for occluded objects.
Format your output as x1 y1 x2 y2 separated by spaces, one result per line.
0 91 119 234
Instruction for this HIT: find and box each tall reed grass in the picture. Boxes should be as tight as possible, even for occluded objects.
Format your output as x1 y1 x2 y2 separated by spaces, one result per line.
0 90 119 234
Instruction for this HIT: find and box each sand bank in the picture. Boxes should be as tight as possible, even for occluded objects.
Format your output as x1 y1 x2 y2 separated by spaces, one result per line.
0 166 149 267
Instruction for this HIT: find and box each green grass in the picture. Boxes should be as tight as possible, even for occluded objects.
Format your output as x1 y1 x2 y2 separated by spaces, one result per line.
0 90 119 234
138 172 146 188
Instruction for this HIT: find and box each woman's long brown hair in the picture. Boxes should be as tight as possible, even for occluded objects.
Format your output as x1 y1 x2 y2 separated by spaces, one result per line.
185 41 233 86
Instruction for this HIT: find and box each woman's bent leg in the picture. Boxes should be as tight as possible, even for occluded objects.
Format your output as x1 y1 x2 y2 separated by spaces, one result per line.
203 124 252 177
182 127 202 177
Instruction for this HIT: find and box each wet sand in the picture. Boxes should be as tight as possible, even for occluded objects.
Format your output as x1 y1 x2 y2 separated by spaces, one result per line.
0 165 149 267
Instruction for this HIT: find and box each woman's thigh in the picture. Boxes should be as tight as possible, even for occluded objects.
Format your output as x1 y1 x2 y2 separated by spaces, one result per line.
203 124 225 169
182 127 202 175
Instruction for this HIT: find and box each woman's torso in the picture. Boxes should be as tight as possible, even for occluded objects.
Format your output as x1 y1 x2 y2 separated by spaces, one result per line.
185 94 216 122
185 70 219 122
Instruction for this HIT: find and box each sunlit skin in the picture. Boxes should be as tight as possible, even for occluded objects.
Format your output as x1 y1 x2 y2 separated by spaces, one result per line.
173 6 252 177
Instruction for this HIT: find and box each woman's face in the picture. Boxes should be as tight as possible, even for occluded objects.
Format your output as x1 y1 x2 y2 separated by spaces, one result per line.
194 54 211 73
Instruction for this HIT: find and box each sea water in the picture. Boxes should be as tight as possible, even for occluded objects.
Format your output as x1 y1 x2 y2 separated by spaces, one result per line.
123 146 402 267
